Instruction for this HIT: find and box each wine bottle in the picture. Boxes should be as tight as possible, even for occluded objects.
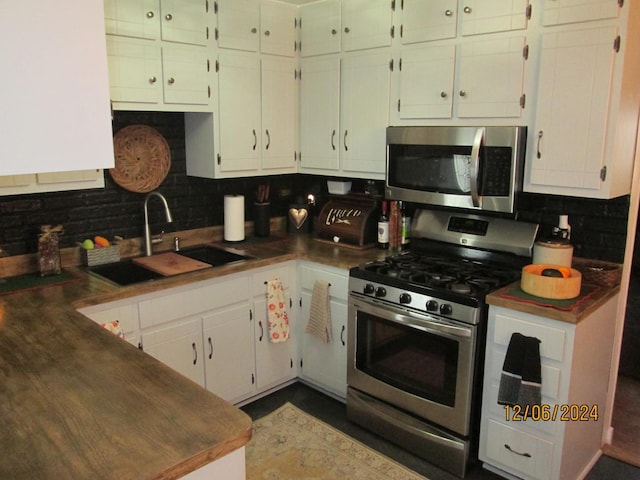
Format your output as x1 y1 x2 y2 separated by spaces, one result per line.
377 200 389 249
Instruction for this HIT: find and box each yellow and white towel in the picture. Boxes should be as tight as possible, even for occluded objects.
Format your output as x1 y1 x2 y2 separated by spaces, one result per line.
267 278 289 343
305 280 332 343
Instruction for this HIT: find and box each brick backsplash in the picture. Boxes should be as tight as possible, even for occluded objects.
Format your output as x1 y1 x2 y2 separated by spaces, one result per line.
0 111 630 264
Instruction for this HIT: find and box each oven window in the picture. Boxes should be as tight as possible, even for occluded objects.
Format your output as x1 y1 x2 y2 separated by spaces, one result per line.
355 311 458 407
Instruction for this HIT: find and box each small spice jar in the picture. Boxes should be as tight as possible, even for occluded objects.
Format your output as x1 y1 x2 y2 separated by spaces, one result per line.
38 225 63 276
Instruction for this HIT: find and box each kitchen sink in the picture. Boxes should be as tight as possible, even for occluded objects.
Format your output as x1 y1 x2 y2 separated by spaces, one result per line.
177 245 253 266
87 259 164 286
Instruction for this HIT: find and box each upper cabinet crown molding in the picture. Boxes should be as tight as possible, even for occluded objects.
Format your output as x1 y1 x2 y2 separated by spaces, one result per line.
0 0 114 176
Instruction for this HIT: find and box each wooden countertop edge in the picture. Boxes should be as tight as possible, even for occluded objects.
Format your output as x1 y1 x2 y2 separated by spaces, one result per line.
487 281 620 323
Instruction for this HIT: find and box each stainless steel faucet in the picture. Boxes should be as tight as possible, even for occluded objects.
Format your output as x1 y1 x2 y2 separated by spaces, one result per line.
144 191 173 256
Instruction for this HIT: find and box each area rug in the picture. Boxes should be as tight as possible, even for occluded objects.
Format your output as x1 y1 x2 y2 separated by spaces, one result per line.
246 402 428 480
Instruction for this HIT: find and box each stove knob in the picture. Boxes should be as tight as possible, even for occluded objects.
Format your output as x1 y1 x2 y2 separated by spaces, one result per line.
440 303 453 315
399 293 412 304
363 283 375 295
375 286 387 298
426 300 439 312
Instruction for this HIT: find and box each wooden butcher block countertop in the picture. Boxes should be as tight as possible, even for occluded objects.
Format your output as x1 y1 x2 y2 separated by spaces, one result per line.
0 232 386 480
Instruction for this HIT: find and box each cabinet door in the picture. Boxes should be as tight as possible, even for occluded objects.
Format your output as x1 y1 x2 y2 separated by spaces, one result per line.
543 0 620 26
216 0 259 52
142 318 205 387
260 1 297 57
300 292 348 399
300 0 341 57
254 296 296 391
527 27 616 194
261 57 297 174
400 0 457 44
159 0 209 46
299 56 340 172
340 51 390 176
162 45 211 105
457 36 526 118
217 51 261 174
203 303 255 403
79 302 141 349
341 0 393 51
397 45 455 119
106 36 162 105
460 0 530 37
104 0 160 39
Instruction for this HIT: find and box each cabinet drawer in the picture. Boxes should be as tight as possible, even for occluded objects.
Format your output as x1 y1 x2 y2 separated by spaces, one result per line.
299 264 348 301
493 312 568 362
139 276 250 329
483 419 554 480
251 265 292 293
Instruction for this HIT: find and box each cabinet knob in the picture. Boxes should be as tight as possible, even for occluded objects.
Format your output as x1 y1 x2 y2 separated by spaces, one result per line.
331 28 337 35
165 13 173 21
459 90 467 97
167 77 175 85
149 76 157 84
440 91 448 98
463 6 472 14
344 27 350 33
146 11 155 18
264 30 270 36
445 9 453 16
251 27 257 34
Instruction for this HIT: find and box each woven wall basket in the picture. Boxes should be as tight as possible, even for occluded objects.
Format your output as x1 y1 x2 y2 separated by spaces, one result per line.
110 124 171 193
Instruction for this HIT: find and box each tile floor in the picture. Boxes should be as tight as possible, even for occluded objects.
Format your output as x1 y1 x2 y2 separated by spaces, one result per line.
242 382 640 480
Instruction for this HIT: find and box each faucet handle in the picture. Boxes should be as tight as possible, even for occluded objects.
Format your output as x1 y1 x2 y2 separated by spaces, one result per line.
151 231 165 245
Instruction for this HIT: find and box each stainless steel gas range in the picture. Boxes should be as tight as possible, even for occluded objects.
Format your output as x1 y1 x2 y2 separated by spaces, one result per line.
346 209 538 477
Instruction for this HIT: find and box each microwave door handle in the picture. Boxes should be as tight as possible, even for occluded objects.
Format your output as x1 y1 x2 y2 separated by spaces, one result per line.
469 127 484 207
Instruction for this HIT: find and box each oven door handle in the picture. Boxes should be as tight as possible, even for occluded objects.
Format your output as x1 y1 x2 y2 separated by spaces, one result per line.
469 127 484 208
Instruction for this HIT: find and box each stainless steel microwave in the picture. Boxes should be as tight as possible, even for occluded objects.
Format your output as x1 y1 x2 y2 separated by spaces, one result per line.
385 126 526 214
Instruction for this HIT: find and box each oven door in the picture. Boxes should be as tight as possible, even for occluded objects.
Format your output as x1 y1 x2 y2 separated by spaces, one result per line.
347 294 478 436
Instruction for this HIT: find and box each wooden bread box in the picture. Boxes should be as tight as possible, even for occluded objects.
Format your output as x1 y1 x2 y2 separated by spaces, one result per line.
315 194 379 248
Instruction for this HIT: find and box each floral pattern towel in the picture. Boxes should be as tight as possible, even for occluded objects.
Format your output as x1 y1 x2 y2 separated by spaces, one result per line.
267 278 289 343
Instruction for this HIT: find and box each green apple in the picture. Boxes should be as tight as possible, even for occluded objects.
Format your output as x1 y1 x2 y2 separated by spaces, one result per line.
82 239 94 250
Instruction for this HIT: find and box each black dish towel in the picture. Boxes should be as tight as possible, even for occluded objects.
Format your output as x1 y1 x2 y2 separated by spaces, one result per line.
497 332 542 410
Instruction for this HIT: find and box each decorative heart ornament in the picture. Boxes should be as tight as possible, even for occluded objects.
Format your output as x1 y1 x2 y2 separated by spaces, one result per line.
289 208 308 229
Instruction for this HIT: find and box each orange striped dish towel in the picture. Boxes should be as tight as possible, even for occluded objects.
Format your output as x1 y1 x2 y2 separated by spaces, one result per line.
305 280 332 343
267 278 289 343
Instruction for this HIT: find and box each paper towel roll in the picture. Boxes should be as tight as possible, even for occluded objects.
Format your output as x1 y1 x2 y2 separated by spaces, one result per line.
224 195 245 242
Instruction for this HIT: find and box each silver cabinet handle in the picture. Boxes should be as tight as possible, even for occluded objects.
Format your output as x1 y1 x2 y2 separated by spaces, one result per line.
504 444 532 458
463 6 472 14
192 342 197 365
149 76 157 84
331 129 336 150
344 27 350 33
251 27 257 34
165 13 173 21
259 321 264 342
459 90 467 97
252 129 257 150
445 9 453 16
340 325 346 346
264 30 270 36
146 11 155 18
469 127 484 208
440 91 448 98
167 77 175 85
265 129 270 150
331 28 337 35
537 130 543 159
343 130 348 151
208 337 213 359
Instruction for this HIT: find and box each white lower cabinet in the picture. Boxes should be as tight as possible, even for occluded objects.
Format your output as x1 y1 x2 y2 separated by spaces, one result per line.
479 294 619 480
297 261 349 400
78 299 141 349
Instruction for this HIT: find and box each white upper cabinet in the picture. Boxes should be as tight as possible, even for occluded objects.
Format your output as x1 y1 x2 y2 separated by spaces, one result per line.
260 1 297 56
300 0 341 57
104 0 161 39
216 0 260 51
543 0 621 26
459 0 530 37
159 0 210 46
0 0 114 176
400 0 458 44
341 0 393 51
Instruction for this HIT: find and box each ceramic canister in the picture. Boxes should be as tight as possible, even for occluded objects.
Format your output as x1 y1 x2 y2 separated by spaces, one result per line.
532 239 574 267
